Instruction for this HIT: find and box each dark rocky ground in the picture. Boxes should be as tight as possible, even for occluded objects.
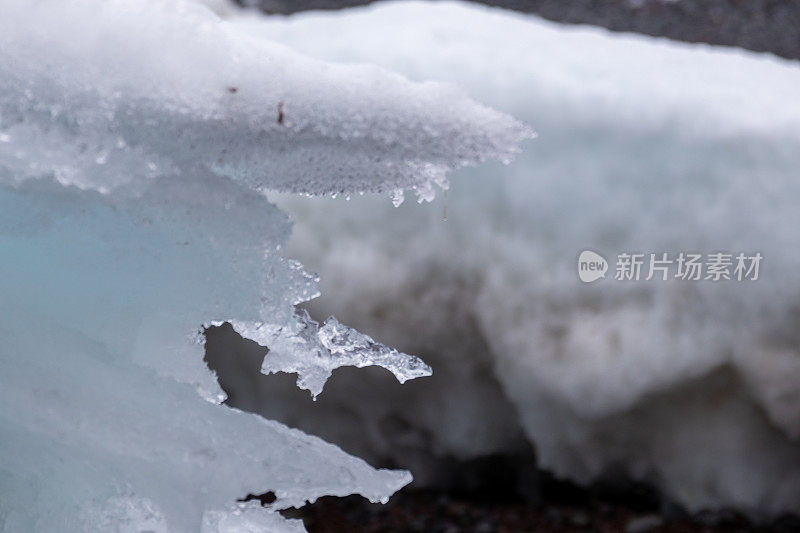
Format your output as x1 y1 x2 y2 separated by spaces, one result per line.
235 0 800 61
276 459 800 532
287 491 800 533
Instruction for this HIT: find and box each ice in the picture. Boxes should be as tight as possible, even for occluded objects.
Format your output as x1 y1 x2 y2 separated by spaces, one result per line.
237 0 800 516
202 508 307 533
0 0 528 530
390 189 405 208
0 0 531 198
0 174 414 532
229 311 432 398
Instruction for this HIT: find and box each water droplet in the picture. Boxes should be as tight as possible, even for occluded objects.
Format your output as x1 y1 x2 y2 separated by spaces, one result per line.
390 189 404 207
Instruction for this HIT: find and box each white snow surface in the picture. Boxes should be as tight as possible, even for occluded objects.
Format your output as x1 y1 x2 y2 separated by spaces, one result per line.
231 0 800 517
0 0 529 198
0 0 527 531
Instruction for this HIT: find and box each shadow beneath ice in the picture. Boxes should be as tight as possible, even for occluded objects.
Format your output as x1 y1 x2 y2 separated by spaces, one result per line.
203 323 800 532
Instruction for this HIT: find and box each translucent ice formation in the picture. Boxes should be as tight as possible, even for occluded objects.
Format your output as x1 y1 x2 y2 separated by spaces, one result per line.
230 311 432 399
0 0 528 531
0 175 414 532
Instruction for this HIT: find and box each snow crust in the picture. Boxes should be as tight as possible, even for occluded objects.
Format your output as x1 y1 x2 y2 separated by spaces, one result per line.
0 0 529 199
237 0 800 517
0 0 527 530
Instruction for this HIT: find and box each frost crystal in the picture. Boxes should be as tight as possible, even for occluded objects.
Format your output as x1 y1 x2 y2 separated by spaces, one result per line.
232 310 432 399
390 188 405 207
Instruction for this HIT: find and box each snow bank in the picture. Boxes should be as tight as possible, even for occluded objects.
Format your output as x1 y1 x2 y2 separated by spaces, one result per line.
235 1 800 517
0 0 527 530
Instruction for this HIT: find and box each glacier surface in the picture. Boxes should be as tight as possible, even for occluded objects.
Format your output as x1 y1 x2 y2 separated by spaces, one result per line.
0 0 528 530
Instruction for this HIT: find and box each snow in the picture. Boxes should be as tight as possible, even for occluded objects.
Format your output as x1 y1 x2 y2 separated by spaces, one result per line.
232 0 800 517
0 0 527 531
0 0 530 199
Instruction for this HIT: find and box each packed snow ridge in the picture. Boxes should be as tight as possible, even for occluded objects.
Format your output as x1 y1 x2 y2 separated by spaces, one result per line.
0 0 529 531
233 0 800 520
